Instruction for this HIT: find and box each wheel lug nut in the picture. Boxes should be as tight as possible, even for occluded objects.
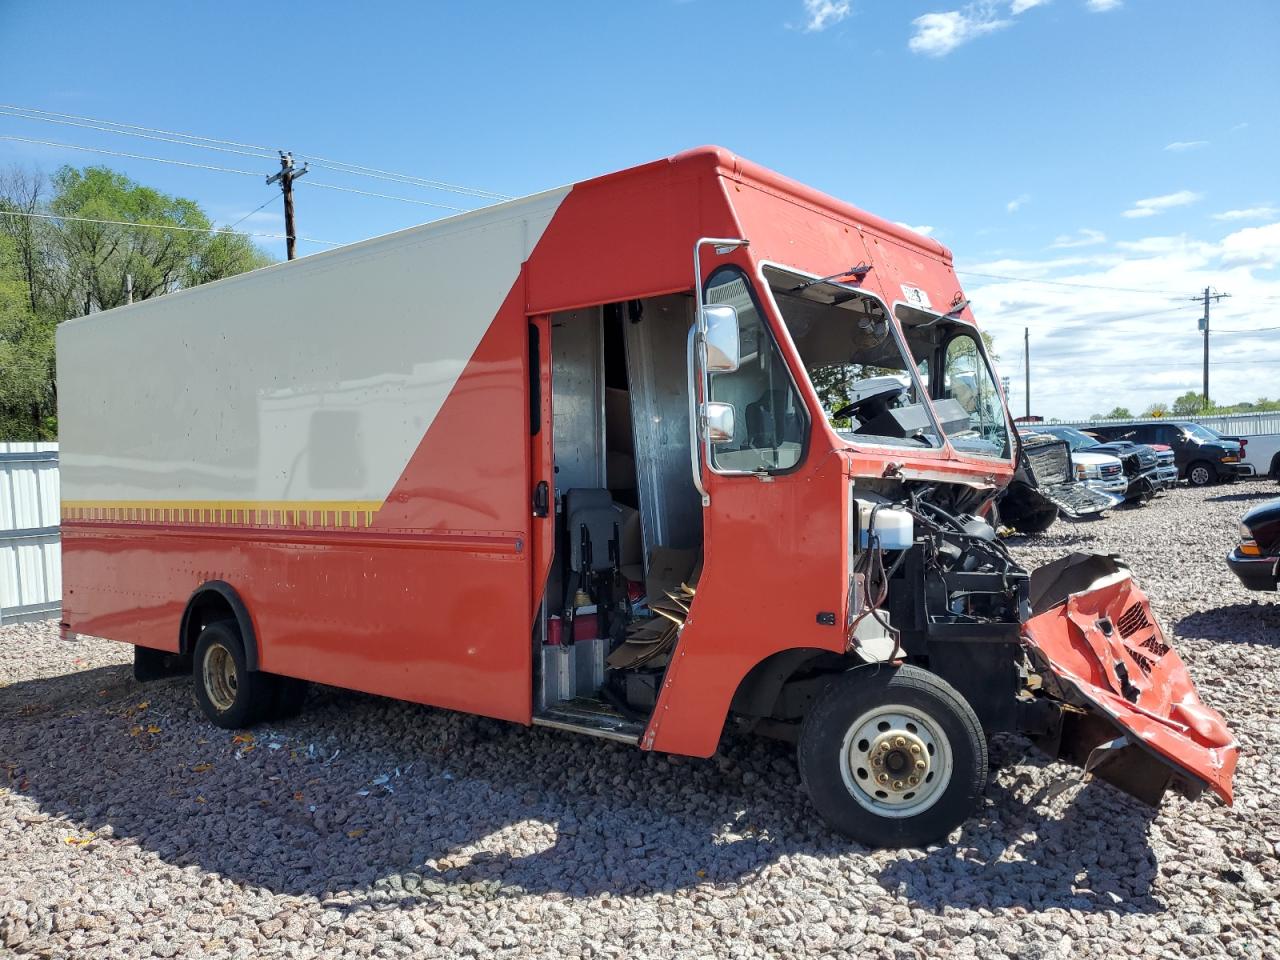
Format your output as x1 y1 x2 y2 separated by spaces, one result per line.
877 773 888 784
910 744 921 754
893 780 904 790
894 736 906 748
909 776 919 785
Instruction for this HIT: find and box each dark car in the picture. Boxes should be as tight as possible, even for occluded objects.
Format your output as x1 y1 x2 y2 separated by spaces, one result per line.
1227 498 1280 592
1076 433 1164 504
1091 421 1247 487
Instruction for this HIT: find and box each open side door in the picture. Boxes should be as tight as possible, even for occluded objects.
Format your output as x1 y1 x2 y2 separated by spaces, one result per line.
1021 553 1237 805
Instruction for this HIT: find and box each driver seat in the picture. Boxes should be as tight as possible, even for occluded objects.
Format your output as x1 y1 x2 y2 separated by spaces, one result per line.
746 389 803 449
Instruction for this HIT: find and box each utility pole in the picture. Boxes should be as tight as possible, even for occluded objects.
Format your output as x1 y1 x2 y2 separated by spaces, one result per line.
1024 327 1030 419
266 152 308 260
1191 286 1231 409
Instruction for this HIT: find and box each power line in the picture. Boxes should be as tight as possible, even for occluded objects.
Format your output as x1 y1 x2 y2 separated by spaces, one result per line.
0 102 509 202
957 269 1183 296
298 156 509 201
306 180 470 212
225 194 277 232
0 106 276 162
0 134 259 177
1028 355 1279 369
0 208 341 246
0 135 478 214
1215 325 1280 333
0 102 275 154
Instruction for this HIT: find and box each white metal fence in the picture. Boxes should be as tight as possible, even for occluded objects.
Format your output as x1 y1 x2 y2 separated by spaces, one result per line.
1059 410 1280 436
0 442 61 624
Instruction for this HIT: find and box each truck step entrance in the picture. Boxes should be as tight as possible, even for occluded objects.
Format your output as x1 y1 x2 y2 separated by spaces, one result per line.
532 700 646 745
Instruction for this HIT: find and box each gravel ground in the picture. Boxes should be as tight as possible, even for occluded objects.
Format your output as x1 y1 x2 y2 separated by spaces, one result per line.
2 483 1279 959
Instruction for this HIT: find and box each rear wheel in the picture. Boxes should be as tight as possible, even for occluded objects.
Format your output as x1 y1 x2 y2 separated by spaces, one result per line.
192 621 274 729
1270 454 1280 481
797 665 987 848
1187 461 1215 487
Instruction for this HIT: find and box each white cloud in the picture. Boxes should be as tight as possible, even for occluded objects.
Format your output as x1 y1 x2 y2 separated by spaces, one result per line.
1163 140 1209 152
1085 0 1121 11
1121 189 1201 219
1006 193 1030 213
895 222 935 237
908 4 1011 57
801 0 851 32
1219 222 1280 268
1050 228 1106 248
1010 0 1049 12
958 219 1280 418
1212 206 1278 222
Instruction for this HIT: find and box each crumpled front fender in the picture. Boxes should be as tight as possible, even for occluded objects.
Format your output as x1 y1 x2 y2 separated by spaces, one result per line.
1021 553 1237 805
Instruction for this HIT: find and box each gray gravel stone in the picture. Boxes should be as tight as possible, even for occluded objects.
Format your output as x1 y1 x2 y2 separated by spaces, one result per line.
1 483 1276 958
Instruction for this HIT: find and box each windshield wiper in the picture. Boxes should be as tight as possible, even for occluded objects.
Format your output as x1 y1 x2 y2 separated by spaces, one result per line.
788 263 873 293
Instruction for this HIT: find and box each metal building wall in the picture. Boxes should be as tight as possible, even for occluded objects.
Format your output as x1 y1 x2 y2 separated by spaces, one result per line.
0 442 60 624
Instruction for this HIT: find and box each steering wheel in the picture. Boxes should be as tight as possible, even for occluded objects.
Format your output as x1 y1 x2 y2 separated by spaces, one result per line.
833 382 907 422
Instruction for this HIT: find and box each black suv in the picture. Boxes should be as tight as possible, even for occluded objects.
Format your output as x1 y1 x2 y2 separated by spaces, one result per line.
1090 421 1247 487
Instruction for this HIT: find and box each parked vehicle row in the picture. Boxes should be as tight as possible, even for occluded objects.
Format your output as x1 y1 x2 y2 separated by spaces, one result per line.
1088 421 1249 487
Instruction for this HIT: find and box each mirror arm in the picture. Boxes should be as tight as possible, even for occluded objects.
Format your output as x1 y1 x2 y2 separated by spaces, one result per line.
689 237 750 506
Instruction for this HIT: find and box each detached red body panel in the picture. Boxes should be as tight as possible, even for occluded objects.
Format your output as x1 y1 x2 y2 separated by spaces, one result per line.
1023 556 1237 804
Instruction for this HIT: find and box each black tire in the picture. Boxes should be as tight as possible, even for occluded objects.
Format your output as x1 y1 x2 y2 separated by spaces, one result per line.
1186 460 1216 487
1270 454 1280 481
1012 504 1059 534
797 665 987 848
192 620 275 729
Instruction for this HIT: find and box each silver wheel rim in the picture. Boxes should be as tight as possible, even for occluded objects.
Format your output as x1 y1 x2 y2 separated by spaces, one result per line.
1191 466 1210 485
839 704 953 818
203 642 238 712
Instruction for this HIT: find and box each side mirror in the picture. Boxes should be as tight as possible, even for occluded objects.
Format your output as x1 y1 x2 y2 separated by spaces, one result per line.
701 304 741 373
704 402 736 444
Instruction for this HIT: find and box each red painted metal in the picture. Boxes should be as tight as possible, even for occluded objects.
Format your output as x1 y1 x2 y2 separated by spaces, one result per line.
1023 573 1237 803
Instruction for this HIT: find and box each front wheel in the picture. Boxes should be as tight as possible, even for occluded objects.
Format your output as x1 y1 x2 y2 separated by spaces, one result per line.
797 665 987 848
1187 461 1215 487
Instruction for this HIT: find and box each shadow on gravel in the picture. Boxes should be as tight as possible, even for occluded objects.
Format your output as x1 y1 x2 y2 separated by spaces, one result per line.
3 663 1159 914
1176 602 1280 645
876 777 1161 916
1206 490 1279 504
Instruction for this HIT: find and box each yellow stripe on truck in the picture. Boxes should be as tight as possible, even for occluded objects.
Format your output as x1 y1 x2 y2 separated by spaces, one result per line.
60 499 383 528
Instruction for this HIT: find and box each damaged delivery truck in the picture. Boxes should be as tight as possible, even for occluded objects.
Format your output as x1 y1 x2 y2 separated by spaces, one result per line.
56 147 1236 846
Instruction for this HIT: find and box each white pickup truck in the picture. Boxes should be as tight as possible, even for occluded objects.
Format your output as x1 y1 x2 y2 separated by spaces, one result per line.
1236 433 1280 479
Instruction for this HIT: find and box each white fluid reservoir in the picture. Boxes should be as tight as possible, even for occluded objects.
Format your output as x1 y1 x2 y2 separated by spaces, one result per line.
856 500 914 550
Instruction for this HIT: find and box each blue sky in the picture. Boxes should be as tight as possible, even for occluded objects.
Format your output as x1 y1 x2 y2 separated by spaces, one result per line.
2 0 1277 418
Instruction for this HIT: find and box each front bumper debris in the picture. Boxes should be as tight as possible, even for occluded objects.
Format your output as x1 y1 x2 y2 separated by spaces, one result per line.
1021 553 1237 805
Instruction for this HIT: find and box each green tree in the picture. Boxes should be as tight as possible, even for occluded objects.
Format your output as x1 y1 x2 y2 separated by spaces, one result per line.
0 164 274 438
1172 390 1207 416
0 233 53 439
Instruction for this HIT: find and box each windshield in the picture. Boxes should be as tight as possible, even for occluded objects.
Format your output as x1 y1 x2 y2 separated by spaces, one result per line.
763 266 941 448
1044 426 1099 451
1185 423 1220 442
896 305 1012 459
